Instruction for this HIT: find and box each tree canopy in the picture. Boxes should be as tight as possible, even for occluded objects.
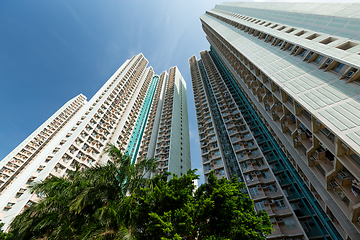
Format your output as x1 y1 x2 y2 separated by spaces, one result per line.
6 145 272 239
131 170 273 240
8 145 156 240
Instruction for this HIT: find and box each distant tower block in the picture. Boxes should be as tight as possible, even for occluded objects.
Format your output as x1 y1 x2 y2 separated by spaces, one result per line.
0 54 190 230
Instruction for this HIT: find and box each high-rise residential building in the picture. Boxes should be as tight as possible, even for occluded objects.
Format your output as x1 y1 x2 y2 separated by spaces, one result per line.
0 53 190 230
190 2 360 240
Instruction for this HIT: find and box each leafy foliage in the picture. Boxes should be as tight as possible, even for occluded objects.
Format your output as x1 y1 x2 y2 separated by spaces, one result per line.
0 223 12 240
131 170 273 240
7 145 272 239
9 144 156 240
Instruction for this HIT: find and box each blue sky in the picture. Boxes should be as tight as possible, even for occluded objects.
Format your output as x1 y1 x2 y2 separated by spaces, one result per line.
0 0 229 184
0 0 348 184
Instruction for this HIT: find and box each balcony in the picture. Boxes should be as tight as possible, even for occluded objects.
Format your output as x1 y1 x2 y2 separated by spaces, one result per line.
266 221 282 238
5 163 19 171
295 130 312 155
69 147 77 155
317 127 335 151
263 184 282 198
284 115 296 135
311 148 334 173
274 101 283 113
298 111 312 130
270 202 292 216
0 174 9 181
276 174 292 186
329 170 360 212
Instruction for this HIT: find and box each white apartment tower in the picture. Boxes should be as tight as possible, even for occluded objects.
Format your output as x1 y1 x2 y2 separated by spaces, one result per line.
0 53 190 230
190 2 360 240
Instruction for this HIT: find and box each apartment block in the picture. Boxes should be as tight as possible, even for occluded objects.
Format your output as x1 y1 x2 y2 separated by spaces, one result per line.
190 2 360 240
0 53 190 230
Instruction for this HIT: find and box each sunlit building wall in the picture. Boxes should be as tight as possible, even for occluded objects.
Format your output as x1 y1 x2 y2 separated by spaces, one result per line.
0 53 190 230
190 2 360 240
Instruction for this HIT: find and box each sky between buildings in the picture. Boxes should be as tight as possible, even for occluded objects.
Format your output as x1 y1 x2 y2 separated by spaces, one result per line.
0 0 354 184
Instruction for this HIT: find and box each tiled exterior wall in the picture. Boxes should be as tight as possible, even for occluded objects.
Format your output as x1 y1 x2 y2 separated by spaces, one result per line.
0 55 191 230
153 67 191 177
191 52 307 239
192 3 360 240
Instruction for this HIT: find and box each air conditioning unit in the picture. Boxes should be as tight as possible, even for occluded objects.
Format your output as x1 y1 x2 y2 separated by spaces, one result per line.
324 59 333 66
346 70 355 78
268 199 274 204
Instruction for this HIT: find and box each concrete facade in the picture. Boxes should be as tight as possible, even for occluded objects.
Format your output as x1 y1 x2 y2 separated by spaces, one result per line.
190 2 360 240
0 54 190 230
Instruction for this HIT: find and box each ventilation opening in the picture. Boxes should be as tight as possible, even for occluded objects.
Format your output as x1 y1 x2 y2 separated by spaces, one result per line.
285 28 296 34
295 30 307 37
336 41 359 51
278 26 286 31
306 33 321 40
319 37 337 45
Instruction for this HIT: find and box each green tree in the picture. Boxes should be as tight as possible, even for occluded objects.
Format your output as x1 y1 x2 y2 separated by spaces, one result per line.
131 170 273 240
8 144 156 240
7 145 272 240
0 223 12 240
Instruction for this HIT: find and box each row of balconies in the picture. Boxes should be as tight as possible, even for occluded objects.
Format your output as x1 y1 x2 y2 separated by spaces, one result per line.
198 48 315 236
204 161 224 173
0 135 93 213
209 11 360 85
214 26 360 179
245 170 276 187
211 33 358 229
202 15 330 238
0 103 83 193
241 159 267 173
137 82 165 160
217 42 360 235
